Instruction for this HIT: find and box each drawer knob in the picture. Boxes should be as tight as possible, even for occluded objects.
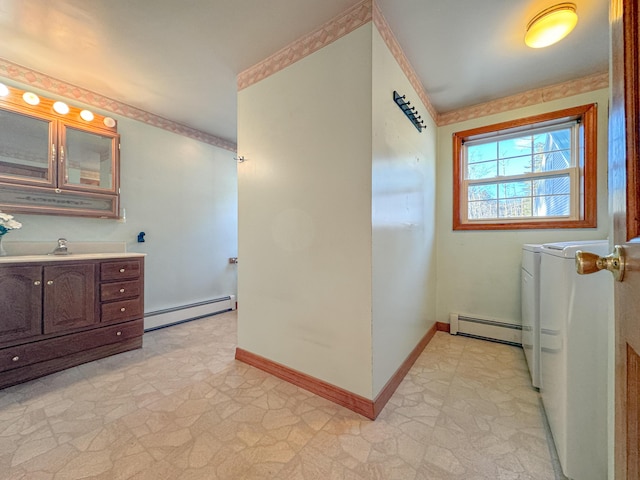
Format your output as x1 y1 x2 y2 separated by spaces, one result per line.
119 288 125 293
120 307 126 312
34 280 41 286
119 268 125 273
12 356 19 362
116 331 122 336
46 280 54 285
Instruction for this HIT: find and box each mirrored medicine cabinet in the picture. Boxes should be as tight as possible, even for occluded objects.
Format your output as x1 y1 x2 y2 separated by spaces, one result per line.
0 83 120 218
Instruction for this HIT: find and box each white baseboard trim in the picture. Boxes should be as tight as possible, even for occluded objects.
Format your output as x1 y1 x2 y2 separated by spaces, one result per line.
449 313 522 346
144 295 236 331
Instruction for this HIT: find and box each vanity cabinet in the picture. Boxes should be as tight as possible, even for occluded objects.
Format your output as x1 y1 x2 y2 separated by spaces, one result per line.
43 263 97 334
0 265 42 345
0 255 144 389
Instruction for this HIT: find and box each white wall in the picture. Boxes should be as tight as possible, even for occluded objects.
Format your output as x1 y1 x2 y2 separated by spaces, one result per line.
371 28 437 396
435 88 610 325
1 78 238 314
237 25 374 397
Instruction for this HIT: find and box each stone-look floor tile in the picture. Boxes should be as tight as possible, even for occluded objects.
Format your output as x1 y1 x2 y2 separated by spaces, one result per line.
0 315 557 479
52 450 113 480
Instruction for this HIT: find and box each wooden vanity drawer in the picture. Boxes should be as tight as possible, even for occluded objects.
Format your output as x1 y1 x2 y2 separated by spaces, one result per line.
100 280 141 302
101 298 143 323
0 319 143 373
0 345 26 373
101 260 141 281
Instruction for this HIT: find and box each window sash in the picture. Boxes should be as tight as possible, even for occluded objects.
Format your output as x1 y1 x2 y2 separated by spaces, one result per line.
460 122 580 223
461 168 580 223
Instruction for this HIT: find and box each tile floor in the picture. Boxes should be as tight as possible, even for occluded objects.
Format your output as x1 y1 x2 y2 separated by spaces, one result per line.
0 311 560 479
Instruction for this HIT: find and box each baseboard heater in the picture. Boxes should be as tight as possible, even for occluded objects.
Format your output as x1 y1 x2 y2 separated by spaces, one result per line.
449 313 522 347
144 295 236 331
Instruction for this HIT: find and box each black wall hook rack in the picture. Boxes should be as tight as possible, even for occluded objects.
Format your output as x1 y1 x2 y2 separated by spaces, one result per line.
393 91 426 132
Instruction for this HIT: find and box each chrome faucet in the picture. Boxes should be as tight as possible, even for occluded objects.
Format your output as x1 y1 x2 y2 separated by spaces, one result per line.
52 238 70 255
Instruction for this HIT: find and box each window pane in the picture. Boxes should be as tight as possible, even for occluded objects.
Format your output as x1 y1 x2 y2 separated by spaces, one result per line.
468 200 497 219
498 136 532 158
532 153 546 173
499 155 533 176
467 142 497 164
468 184 497 200
543 128 571 150
499 198 532 218
533 176 570 195
533 195 570 217
467 160 497 180
532 129 571 160
498 181 531 199
539 149 572 171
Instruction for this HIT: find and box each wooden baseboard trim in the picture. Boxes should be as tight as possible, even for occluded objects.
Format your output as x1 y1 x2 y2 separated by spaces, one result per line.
436 322 450 333
235 347 375 419
236 322 441 420
372 322 438 417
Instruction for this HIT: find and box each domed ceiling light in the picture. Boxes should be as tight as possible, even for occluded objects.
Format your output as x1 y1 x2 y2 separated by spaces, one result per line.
525 3 578 48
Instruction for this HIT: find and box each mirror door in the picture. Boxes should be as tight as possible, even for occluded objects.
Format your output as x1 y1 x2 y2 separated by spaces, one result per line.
58 124 119 195
0 108 56 187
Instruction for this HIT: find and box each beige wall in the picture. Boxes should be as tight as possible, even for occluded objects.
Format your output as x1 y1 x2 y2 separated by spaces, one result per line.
237 24 375 397
371 28 437 396
238 21 438 399
435 88 610 325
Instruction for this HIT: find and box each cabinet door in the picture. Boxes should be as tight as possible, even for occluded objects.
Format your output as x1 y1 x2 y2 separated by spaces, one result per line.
0 265 42 346
43 264 97 334
58 124 119 195
0 107 57 187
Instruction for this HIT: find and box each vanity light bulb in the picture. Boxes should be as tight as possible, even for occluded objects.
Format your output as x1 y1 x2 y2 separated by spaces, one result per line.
22 92 40 106
103 117 116 128
53 101 70 115
80 110 94 121
0 83 8 97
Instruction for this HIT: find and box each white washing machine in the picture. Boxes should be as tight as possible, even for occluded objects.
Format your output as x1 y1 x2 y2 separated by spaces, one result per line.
540 240 610 480
521 244 542 388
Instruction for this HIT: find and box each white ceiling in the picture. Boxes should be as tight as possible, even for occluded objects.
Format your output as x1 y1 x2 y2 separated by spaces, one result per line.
0 0 609 145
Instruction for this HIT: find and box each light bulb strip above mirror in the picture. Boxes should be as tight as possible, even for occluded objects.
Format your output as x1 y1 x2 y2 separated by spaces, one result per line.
0 82 117 132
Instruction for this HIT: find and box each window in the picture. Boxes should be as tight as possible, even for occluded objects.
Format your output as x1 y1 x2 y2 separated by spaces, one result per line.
453 104 597 230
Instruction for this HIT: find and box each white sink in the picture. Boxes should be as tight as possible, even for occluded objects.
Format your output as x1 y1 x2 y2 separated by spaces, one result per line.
2 242 127 259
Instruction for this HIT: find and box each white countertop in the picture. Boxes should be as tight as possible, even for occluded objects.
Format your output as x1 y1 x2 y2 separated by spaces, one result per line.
0 252 145 264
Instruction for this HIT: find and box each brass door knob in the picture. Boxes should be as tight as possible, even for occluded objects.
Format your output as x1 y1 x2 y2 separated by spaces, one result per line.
576 245 625 282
